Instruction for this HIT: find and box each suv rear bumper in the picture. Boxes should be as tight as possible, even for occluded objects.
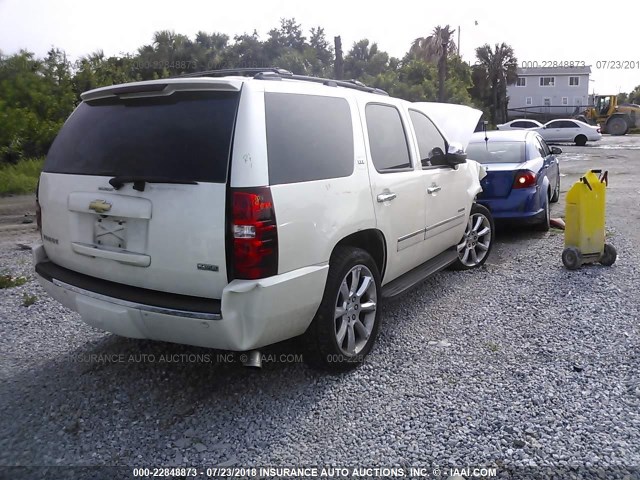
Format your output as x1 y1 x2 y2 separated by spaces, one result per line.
33 244 328 351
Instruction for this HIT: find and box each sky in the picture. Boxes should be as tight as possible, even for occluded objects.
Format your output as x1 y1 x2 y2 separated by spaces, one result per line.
1 0 639 94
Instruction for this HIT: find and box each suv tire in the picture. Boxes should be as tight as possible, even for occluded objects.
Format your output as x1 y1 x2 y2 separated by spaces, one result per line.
450 203 494 270
305 247 381 372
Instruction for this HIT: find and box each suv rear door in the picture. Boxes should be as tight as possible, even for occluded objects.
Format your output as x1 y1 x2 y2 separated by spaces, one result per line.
39 80 241 299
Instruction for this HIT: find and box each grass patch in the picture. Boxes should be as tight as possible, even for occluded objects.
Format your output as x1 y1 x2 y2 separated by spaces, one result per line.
22 293 37 307
0 158 44 195
0 274 28 289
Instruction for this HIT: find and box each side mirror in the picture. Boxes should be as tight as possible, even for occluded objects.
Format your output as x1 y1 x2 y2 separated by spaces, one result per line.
424 147 445 167
445 142 467 166
551 146 562 155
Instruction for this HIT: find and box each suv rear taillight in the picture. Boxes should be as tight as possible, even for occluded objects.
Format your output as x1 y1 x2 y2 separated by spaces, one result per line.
513 170 537 189
230 187 278 280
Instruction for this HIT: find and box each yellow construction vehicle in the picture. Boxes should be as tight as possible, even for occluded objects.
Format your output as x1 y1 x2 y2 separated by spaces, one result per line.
575 94 640 135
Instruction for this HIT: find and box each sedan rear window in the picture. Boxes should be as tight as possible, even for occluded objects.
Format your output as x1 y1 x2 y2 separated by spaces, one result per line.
466 141 525 164
44 91 240 183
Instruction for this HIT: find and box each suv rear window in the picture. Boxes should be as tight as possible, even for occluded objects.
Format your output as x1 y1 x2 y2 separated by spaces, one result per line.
44 90 240 183
265 93 354 185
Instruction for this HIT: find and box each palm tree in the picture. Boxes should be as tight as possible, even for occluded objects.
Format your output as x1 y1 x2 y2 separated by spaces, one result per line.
475 43 518 124
409 25 456 102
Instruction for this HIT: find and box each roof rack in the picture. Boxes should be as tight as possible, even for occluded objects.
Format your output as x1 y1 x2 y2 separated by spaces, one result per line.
177 67 388 96
179 67 293 78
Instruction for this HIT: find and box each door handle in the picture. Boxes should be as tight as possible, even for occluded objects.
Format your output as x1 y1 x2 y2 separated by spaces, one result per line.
427 186 442 194
377 192 397 203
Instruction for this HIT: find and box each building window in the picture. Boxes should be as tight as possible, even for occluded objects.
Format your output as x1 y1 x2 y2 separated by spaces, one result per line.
569 76 580 86
526 97 533 105
516 77 526 87
540 77 555 87
562 97 568 105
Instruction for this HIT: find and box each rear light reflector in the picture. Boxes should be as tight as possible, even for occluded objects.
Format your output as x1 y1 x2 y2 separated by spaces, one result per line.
513 170 537 189
230 187 278 280
35 179 42 232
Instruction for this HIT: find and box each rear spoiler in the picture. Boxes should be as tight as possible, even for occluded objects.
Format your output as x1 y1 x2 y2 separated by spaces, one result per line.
81 78 242 102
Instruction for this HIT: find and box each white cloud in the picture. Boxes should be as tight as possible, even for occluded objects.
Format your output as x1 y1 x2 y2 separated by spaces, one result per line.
0 0 638 92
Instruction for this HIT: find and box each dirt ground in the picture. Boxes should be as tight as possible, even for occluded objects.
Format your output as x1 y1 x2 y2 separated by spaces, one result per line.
0 194 37 247
1 134 638 247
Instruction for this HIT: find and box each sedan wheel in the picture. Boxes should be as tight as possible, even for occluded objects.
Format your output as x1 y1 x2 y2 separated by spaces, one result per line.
550 176 560 203
536 196 551 231
451 204 494 270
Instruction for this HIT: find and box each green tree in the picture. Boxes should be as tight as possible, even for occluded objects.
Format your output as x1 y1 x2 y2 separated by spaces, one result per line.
475 43 518 124
73 50 140 95
193 32 229 70
306 27 333 76
0 50 75 163
410 25 457 102
222 31 269 69
627 85 640 104
344 40 390 81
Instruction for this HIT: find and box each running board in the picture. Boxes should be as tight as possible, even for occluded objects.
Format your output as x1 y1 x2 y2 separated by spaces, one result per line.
381 247 458 299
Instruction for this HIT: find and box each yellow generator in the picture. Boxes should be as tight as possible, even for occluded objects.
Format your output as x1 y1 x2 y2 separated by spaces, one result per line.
562 169 617 270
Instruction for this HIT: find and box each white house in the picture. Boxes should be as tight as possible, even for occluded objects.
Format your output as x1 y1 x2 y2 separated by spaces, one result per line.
507 66 591 119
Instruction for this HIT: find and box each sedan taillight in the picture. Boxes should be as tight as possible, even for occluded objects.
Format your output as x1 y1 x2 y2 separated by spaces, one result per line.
513 170 537 189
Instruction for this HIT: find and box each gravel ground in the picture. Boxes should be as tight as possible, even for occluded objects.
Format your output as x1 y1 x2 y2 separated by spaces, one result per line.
1 136 639 479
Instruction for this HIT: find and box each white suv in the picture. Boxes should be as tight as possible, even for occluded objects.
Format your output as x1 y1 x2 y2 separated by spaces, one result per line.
33 69 494 371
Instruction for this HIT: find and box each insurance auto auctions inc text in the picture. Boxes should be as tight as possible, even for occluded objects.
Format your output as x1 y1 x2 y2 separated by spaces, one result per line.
216 466 498 478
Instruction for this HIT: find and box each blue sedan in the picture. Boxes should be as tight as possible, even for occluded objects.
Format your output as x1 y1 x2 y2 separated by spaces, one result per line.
466 130 561 231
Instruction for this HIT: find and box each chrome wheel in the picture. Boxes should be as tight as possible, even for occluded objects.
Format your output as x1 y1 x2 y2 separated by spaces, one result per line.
457 213 492 267
334 265 377 356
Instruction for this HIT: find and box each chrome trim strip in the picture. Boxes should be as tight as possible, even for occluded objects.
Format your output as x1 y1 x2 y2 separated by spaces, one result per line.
426 212 466 232
398 228 427 243
52 279 222 321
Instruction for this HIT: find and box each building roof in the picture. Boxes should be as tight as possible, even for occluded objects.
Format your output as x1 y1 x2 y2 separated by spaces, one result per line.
517 66 591 76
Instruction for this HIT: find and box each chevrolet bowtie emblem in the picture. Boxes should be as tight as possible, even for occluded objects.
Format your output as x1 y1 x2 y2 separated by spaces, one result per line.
88 199 112 214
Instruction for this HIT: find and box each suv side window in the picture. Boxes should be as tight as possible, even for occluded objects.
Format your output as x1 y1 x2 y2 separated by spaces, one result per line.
365 103 412 172
408 109 447 167
265 93 354 185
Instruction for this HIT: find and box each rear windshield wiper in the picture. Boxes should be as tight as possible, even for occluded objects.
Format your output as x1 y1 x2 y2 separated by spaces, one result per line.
108 176 198 192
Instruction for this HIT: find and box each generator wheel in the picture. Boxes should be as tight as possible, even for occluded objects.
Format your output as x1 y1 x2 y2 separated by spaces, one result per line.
562 247 582 270
600 243 617 266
